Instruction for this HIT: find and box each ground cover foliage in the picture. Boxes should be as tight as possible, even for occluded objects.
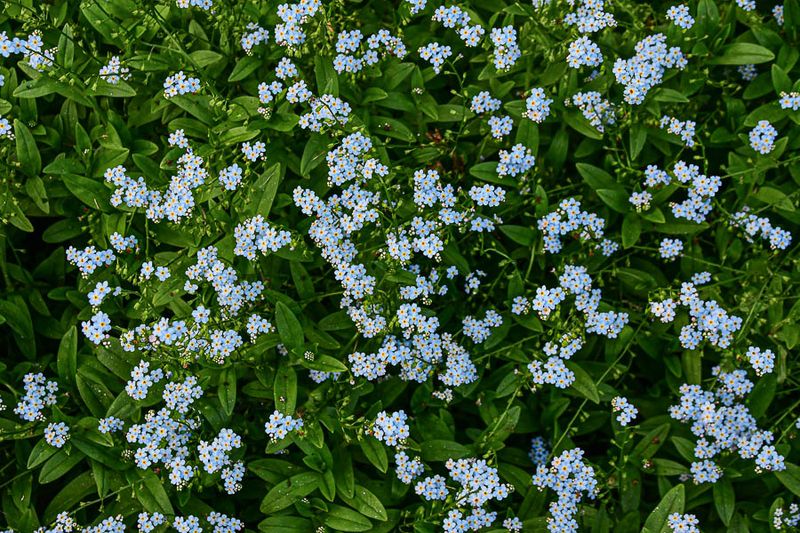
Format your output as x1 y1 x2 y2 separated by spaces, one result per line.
1 0 800 531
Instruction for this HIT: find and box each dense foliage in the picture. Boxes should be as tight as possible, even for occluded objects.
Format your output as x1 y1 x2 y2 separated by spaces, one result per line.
1 0 800 531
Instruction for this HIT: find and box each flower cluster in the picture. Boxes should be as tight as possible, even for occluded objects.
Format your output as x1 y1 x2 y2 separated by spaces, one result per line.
299 94 352 131
44 422 70 448
197 429 244 493
729 206 792 250
611 396 638 426
497 144 536 178
163 71 201 99
66 245 115 277
0 30 56 71
264 410 303 440
613 34 687 104
98 416 125 434
630 161 721 223
779 91 800 110
14 373 58 421
490 26 521 70
488 115 513 138
274 0 320 47
774 503 800 530
745 346 775 376
659 115 696 147
176 0 212 9
564 0 616 33
125 360 166 400
532 447 598 533
668 513 701 533
418 42 452 73
240 23 269 54
395 451 425 483
666 4 695 30
528 334 582 389
567 36 603 69
432 6 485 48
371 410 410 446
471 91 502 114
233 215 292 258
126 404 201 488
462 309 503 343
659 238 683 260
0 114 12 140
525 88 553 123
333 29 407 73
537 197 614 255
104 147 210 224
414 458 511 532
670 367 785 483
738 64 757 81
651 281 742 349
99 56 130 85
81 311 112 345
570 91 615 132
529 436 551 465
749 120 778 154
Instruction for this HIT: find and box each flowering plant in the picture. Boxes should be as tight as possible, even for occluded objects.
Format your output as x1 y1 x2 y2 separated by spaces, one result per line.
1 0 800 531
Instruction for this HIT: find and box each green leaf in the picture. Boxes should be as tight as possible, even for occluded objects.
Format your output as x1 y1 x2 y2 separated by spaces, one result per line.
500 225 535 246
258 517 313 532
710 43 775 65
359 435 388 473
772 64 793 94
654 88 690 103
302 354 348 373
420 439 471 462
339 484 388 521
576 162 616 190
61 173 111 212
136 471 174 515
631 424 670 461
318 310 354 331
190 50 224 67
595 188 630 213
565 361 600 403
218 126 258 145
14 119 41 178
333 447 355 499
622 213 641 248
315 54 339 96
776 463 800 497
275 301 304 355
755 186 795 211
27 439 59 469
42 471 96 524
13 78 60 99
228 56 262 82
374 117 415 142
90 80 136 98
300 133 330 177
362 87 388 104
274 360 298 414
642 484 685 533
324 504 373 532
469 162 501 182
247 163 282 217
39 449 85 484
260 471 320 514
218 367 237 417
57 326 78 389
713 477 735 526
0 296 36 358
